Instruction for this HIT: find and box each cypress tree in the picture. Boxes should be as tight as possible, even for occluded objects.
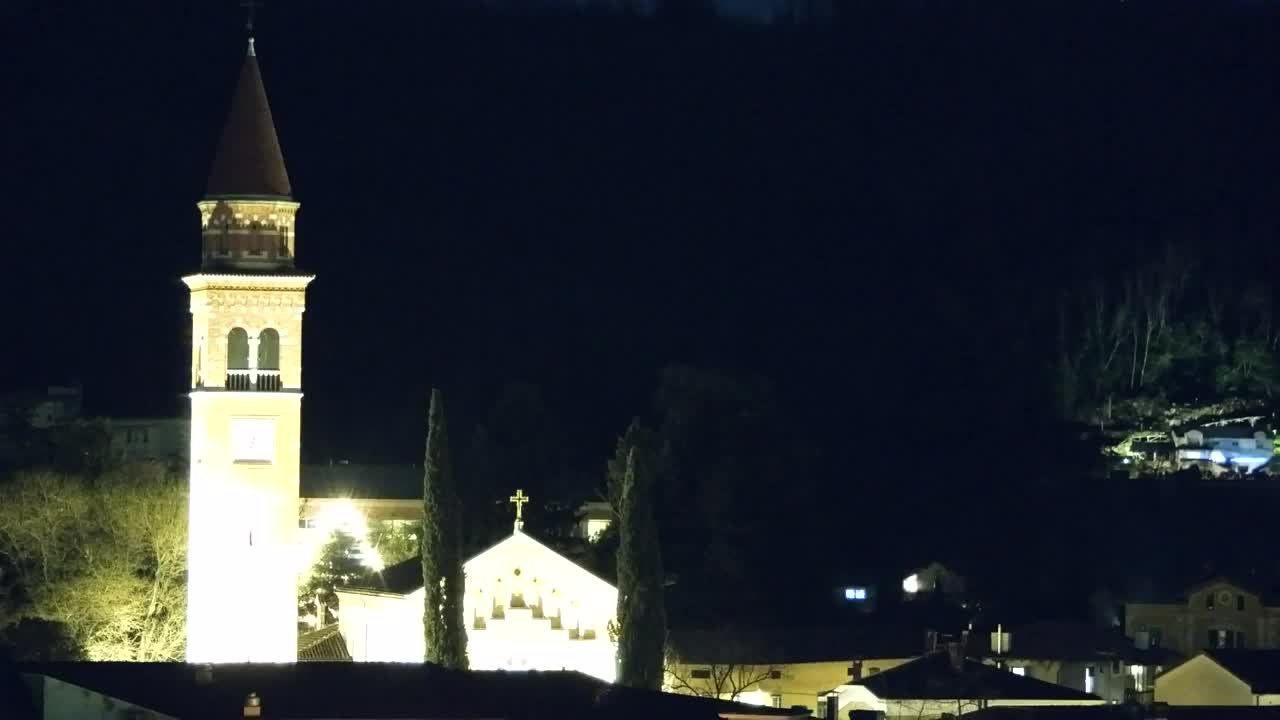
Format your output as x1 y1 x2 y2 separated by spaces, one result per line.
614 424 667 689
422 388 468 668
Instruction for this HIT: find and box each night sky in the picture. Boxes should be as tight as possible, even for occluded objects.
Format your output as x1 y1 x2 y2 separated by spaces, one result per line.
6 1 1280 616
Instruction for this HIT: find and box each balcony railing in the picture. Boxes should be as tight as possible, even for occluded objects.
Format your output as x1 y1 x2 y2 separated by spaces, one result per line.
226 369 282 392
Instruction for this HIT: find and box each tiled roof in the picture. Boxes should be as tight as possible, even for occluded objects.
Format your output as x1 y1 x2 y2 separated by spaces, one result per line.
350 553 423 595
669 623 930 666
970 621 1181 665
855 651 1101 701
297 625 351 662
1205 649 1280 694
12 662 806 720
206 41 292 198
300 463 423 500
1186 426 1265 439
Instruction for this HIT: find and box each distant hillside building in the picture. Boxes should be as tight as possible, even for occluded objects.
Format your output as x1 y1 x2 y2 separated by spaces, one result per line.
1175 426 1274 474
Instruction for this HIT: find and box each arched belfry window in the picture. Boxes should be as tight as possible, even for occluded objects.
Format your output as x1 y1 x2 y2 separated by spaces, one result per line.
257 328 280 370
227 328 250 369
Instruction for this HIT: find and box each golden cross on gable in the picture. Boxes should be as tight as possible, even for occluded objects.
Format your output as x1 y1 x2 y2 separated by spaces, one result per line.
509 489 531 530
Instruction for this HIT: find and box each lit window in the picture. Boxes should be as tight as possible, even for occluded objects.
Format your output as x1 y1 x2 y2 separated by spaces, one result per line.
1011 667 1026 676
845 587 867 601
903 574 920 594
771 695 783 708
585 518 611 541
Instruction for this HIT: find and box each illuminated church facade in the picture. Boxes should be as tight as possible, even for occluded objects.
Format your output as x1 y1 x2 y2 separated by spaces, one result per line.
337 506 619 682
184 39 619 676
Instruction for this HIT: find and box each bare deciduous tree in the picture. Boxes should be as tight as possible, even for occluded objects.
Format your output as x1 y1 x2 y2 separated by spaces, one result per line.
664 635 781 702
0 463 186 660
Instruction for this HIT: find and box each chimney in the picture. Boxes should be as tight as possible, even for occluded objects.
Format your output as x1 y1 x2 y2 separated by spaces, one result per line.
244 692 261 719
991 624 1011 655
946 642 964 674
925 629 939 653
194 664 214 686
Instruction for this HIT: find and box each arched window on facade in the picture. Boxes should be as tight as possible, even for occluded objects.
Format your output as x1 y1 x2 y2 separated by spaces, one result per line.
227 328 250 369
227 327 250 391
257 328 280 370
257 328 281 390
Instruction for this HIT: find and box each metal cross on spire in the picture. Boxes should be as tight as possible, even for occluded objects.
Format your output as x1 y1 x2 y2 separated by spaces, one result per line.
240 0 263 55
509 489 531 532
241 0 262 35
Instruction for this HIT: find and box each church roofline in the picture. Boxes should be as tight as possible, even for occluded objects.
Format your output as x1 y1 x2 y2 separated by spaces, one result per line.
201 194 300 203
346 530 618 597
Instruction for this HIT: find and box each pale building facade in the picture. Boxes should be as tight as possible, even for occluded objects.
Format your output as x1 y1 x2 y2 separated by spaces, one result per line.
337 527 618 681
1154 650 1280 705
1125 578 1280 656
665 627 923 715
184 37 312 663
976 623 1171 704
666 658 916 715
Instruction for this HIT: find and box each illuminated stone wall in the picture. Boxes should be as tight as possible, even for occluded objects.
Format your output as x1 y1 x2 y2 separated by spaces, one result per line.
184 275 311 390
185 272 312 664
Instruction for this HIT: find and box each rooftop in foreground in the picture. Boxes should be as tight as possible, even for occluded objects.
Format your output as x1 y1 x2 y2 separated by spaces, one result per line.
8 661 808 720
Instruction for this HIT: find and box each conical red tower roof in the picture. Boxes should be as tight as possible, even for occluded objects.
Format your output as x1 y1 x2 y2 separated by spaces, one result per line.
206 40 292 198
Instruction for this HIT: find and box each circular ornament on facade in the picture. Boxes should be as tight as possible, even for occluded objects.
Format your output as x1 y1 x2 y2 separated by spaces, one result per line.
1219 591 1233 605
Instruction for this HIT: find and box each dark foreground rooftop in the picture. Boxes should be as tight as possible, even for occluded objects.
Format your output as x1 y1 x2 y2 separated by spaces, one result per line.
968 705 1280 720
6 661 808 720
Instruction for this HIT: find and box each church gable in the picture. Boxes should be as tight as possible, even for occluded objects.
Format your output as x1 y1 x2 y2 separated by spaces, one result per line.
466 531 617 603
350 530 616 600
337 530 619 679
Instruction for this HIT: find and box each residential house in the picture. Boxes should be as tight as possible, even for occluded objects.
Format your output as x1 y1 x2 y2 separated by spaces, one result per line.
107 417 189 463
666 625 935 716
972 622 1177 704
903 562 967 605
1125 578 1280 656
825 648 1104 720
1155 649 1280 706
1176 426 1274 474
662 626 1078 716
576 500 613 541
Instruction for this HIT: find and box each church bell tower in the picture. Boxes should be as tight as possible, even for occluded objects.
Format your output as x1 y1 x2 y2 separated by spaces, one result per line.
185 37 312 663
